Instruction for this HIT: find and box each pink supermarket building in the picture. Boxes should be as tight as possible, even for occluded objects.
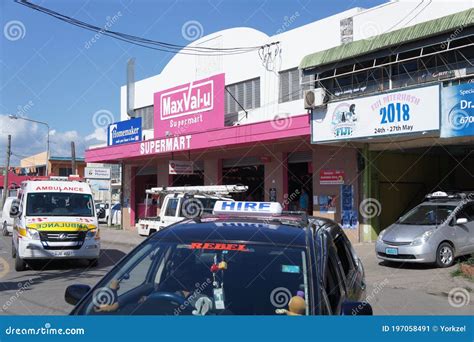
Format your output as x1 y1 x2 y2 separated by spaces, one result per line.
86 2 474 243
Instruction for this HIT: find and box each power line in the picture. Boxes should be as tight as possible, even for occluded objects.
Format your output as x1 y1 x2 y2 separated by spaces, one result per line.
15 0 279 57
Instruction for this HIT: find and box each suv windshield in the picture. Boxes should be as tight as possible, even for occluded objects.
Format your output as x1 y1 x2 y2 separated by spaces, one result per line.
75 240 309 315
398 204 456 225
26 193 94 217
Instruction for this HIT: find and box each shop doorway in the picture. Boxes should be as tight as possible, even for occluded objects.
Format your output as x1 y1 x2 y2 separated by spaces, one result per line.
375 144 474 232
287 162 313 212
222 157 264 201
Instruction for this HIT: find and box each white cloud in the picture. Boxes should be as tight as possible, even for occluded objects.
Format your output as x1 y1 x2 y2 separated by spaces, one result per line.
0 115 106 165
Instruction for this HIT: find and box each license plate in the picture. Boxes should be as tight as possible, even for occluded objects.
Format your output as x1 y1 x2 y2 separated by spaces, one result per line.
51 251 74 257
385 247 398 255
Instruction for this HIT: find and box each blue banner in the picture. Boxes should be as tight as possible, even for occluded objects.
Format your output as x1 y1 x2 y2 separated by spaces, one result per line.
107 117 142 146
441 82 474 138
0 316 472 342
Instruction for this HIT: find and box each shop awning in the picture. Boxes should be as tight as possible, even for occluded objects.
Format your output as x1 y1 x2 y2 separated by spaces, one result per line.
299 8 474 70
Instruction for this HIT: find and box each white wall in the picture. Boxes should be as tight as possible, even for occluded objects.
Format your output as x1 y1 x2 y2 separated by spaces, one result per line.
119 0 471 138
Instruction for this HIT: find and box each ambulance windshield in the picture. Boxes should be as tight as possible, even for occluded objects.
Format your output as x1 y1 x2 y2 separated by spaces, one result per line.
26 193 94 217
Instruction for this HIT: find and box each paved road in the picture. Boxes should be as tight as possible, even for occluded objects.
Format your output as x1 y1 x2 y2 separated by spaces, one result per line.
1 231 472 315
0 234 133 315
355 243 474 315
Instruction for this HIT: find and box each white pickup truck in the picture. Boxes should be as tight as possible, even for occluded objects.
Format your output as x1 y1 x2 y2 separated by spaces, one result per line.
136 185 247 236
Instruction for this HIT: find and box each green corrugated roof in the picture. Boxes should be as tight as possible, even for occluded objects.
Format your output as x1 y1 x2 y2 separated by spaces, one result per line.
300 8 474 70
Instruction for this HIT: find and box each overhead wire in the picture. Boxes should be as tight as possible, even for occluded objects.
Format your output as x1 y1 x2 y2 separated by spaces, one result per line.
15 0 279 56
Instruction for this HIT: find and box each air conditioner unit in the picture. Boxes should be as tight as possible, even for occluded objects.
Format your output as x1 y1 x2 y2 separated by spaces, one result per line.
304 88 326 109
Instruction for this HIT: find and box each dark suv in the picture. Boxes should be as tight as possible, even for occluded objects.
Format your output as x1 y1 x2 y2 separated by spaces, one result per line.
65 210 370 315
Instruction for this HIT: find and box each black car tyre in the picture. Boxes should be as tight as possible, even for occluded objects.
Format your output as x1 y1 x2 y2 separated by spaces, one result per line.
2 222 8 236
15 254 26 272
11 239 16 258
436 242 455 268
88 258 99 267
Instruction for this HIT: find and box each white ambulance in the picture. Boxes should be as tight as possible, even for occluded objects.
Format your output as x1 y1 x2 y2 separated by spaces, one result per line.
10 176 100 271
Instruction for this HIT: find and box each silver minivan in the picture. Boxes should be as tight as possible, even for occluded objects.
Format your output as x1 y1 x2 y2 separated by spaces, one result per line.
376 192 474 268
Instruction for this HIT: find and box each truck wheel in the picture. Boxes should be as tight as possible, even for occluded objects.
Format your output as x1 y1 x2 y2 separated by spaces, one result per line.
436 242 455 268
11 240 16 258
15 254 26 272
2 222 8 236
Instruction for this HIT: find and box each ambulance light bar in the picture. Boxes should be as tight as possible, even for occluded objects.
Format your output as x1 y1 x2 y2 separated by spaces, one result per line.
213 201 283 216
146 185 248 195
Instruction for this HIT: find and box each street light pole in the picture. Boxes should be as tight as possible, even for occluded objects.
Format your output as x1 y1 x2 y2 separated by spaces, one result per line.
8 115 50 176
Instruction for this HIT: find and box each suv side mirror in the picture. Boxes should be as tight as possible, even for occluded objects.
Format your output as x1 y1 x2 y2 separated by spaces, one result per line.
341 300 373 315
9 199 21 218
65 284 91 305
456 218 468 225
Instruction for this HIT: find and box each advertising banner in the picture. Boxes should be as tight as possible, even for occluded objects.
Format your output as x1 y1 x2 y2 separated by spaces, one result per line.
440 82 474 138
108 117 142 146
169 160 194 175
154 73 225 137
320 169 345 185
311 85 440 142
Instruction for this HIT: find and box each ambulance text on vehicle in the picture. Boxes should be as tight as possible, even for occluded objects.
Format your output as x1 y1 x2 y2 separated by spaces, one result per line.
10 177 100 271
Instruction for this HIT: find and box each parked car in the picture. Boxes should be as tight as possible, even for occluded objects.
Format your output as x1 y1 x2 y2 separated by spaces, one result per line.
376 191 474 267
65 200 370 315
1 197 16 236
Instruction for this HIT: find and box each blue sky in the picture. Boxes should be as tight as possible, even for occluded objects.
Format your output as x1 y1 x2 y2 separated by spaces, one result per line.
0 0 386 164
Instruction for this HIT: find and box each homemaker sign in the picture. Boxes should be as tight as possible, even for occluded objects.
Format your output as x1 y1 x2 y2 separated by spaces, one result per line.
311 84 440 143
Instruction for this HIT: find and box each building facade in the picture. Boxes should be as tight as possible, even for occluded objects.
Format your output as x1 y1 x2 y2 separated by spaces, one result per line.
85 1 473 243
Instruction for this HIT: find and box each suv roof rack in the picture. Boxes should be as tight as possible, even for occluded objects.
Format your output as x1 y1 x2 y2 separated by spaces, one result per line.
146 185 248 196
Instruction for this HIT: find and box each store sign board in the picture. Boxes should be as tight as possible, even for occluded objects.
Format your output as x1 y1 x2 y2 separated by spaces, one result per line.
154 73 225 137
108 118 142 146
320 169 345 185
440 82 474 138
84 167 111 180
311 85 440 142
169 160 194 175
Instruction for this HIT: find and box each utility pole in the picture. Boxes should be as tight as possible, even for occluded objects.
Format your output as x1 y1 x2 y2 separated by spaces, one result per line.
1 135 11 211
71 141 77 175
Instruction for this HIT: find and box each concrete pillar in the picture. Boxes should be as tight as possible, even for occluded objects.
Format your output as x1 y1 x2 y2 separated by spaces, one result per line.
157 159 170 187
204 159 221 185
264 153 285 204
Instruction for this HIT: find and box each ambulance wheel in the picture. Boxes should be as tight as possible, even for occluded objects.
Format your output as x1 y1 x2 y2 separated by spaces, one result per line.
11 240 16 258
15 255 26 272
88 258 99 267
2 222 8 236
